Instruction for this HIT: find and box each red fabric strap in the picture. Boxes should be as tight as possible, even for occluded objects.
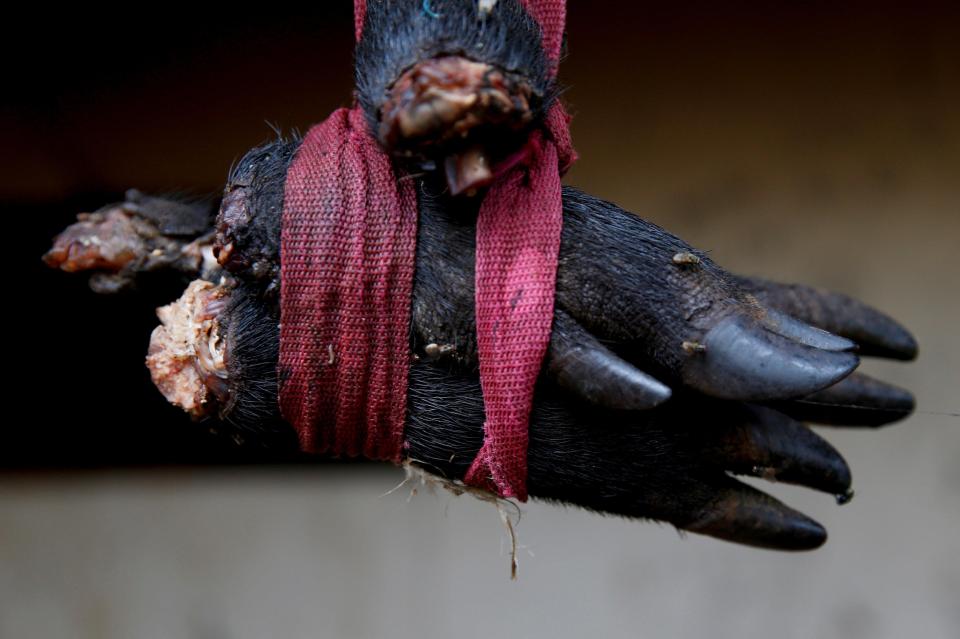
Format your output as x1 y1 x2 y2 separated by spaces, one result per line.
464 0 572 499
518 0 566 73
465 102 573 500
281 0 573 499
279 106 418 462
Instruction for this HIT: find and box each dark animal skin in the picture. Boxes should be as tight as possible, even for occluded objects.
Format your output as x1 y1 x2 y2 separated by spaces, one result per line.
349 0 909 408
214 140 298 301
355 0 552 124
355 0 553 162
226 284 848 550
215 137 915 405
197 136 911 550
43 0 919 550
44 134 917 550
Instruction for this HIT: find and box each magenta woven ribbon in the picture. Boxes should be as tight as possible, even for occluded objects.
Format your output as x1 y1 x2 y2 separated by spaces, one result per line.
279 106 417 462
280 0 574 499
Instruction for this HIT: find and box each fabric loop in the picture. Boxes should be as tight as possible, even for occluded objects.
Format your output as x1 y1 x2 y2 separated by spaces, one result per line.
279 0 573 500
463 1 573 499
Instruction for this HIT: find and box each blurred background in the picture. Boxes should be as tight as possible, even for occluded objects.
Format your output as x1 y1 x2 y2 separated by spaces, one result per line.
4 1 958 637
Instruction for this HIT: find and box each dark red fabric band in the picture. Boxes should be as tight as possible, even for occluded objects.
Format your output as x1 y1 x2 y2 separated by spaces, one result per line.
279 106 417 462
280 0 573 499
464 0 573 499
465 103 574 500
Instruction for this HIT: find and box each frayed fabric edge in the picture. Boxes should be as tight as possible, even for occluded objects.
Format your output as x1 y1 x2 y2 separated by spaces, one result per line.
386 460 524 580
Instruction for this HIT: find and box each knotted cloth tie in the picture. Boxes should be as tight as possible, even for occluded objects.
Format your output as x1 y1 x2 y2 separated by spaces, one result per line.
280 0 574 500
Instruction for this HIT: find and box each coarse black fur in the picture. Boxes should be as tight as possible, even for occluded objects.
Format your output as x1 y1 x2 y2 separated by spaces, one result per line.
41 0 919 551
218 139 916 402
214 143 736 516
221 282 846 550
220 288 284 436
410 174 748 384
40 132 919 548
355 0 555 140
220 138 750 388
403 362 715 526
200 133 922 548
221 280 724 530
217 135 302 299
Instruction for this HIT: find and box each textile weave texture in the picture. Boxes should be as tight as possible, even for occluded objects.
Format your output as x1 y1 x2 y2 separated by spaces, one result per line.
279 107 417 462
280 0 573 500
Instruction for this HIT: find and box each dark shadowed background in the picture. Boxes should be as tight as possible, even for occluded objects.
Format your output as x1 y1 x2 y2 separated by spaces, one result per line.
3 2 958 637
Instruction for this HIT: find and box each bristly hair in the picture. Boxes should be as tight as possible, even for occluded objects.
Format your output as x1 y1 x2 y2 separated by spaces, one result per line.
214 276 711 528
354 0 554 135
222 136 303 299
220 285 288 438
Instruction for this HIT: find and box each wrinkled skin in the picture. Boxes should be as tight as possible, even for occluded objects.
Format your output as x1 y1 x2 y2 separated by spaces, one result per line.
45 137 916 550
42 0 918 550
349 0 915 408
